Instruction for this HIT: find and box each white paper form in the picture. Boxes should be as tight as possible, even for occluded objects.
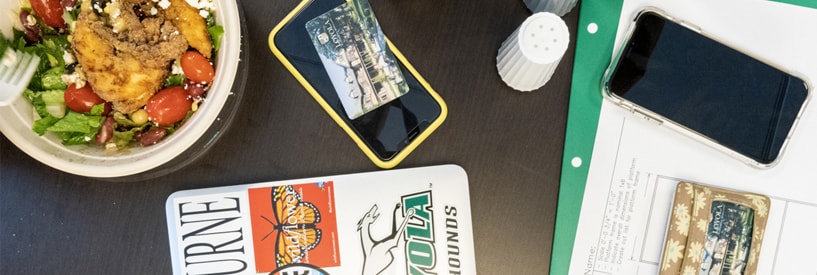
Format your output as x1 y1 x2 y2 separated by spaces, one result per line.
567 0 817 274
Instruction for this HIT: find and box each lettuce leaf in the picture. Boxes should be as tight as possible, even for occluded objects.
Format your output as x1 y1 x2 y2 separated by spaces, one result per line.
21 34 71 91
47 111 102 133
24 89 50 118
39 66 67 90
40 89 66 118
208 25 224 53
42 111 104 145
113 126 144 147
164 74 185 87
0 35 9 57
32 115 60 135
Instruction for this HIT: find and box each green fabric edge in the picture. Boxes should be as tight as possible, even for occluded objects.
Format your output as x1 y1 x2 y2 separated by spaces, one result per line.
550 1 813 274
779 0 817 8
550 1 622 274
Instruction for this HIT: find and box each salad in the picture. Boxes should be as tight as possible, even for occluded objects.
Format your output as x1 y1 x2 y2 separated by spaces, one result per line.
2 0 224 151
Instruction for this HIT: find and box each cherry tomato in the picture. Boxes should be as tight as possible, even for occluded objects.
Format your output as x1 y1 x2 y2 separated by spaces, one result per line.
65 84 108 114
180 51 215 84
145 87 192 126
30 0 65 29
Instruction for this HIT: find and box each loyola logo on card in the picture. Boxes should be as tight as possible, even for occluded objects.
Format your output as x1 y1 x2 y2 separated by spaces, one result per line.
306 0 409 119
248 182 340 273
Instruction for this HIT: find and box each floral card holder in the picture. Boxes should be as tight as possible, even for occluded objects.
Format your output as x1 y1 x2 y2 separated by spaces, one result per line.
660 181 770 275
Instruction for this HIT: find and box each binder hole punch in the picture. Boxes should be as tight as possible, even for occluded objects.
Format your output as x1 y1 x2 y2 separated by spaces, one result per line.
587 22 598 34
571 157 582 168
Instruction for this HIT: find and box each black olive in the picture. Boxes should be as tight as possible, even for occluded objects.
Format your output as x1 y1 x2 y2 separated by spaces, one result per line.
91 0 110 15
133 5 146 21
66 63 78 74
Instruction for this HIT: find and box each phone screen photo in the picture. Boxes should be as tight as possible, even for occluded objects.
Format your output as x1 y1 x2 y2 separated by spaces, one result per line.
270 0 445 167
604 9 810 166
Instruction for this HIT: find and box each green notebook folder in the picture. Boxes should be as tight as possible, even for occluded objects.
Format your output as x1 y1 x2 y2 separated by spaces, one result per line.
550 1 817 274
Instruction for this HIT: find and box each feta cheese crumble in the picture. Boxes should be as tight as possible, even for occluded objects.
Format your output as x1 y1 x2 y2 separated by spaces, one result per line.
62 50 76 65
185 0 215 18
61 66 87 88
157 0 171 9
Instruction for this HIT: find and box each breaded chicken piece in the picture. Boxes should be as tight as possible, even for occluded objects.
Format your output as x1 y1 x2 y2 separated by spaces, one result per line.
164 0 213 58
72 0 188 114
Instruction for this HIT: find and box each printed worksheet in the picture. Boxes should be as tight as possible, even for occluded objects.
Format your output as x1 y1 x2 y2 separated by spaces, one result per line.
568 0 817 274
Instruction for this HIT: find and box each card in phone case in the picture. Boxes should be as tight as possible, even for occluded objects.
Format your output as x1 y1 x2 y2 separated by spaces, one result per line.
305 0 409 119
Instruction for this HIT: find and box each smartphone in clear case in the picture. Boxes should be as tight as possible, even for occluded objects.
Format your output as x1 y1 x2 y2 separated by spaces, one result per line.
602 7 811 168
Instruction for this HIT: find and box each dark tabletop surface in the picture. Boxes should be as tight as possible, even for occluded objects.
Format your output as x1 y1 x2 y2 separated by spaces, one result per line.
1 0 579 273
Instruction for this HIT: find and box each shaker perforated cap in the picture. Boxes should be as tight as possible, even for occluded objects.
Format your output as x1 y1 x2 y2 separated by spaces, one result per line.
518 13 570 64
523 0 578 16
497 12 570 92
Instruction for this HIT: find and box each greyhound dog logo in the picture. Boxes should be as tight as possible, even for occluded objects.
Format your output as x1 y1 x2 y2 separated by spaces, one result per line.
357 204 416 275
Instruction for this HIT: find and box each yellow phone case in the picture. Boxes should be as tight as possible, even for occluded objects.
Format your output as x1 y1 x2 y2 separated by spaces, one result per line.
268 0 447 169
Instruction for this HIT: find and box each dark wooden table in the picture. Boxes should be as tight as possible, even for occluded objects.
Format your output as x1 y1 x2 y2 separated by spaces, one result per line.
0 0 579 273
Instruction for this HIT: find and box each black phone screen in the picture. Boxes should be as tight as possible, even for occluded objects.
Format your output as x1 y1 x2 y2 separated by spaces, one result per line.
273 0 442 161
607 11 809 165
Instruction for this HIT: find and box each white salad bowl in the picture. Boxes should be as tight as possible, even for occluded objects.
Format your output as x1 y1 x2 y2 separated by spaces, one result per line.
0 0 248 179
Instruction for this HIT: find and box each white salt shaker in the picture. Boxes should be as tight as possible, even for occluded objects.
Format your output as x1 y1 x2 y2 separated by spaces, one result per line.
523 0 578 16
497 12 569 92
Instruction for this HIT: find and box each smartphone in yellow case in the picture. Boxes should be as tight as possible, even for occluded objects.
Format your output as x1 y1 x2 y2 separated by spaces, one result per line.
269 0 447 169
